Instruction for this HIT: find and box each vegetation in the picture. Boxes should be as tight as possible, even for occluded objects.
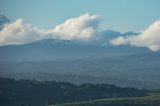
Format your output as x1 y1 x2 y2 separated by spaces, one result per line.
50 93 160 106
0 77 148 106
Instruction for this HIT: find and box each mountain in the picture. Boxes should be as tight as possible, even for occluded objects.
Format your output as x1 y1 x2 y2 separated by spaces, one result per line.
0 13 9 30
1 29 159 89
123 31 139 36
99 29 122 39
99 30 139 40
91 30 122 45
0 35 149 61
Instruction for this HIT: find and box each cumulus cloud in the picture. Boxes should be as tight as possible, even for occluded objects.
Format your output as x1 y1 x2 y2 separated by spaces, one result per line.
0 13 101 45
0 18 48 45
53 13 101 40
110 20 160 51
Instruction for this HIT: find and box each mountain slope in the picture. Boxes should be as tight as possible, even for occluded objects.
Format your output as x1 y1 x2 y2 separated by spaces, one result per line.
0 37 149 61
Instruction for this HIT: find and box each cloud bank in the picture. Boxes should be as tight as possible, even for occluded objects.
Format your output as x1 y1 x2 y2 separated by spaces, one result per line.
0 13 101 45
110 20 160 51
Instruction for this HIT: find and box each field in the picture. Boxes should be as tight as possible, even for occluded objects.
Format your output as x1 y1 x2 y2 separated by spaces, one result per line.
51 93 160 106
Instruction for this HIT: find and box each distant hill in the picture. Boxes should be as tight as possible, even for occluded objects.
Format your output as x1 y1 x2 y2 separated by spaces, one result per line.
0 77 148 106
1 52 160 89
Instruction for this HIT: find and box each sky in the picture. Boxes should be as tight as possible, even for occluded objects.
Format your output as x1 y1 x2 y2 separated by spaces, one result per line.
0 0 160 32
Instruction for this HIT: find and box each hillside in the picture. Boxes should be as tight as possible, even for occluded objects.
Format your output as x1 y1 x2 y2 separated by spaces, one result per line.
1 52 160 89
0 77 148 106
50 94 160 106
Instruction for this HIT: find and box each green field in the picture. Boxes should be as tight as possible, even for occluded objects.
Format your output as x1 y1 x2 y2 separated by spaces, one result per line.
50 93 160 106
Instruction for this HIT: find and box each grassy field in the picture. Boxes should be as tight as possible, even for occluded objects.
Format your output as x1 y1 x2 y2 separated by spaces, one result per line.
50 93 160 106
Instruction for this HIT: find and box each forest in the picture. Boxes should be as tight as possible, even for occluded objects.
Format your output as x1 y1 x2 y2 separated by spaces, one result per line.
0 77 148 106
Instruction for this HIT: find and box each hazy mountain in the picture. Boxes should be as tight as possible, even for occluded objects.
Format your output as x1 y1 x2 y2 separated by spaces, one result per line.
1 29 158 89
99 29 122 39
0 30 149 62
123 31 139 36
0 13 9 30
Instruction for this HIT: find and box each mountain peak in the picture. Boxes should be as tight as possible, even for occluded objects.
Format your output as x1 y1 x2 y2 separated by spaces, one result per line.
0 13 10 30
123 31 139 36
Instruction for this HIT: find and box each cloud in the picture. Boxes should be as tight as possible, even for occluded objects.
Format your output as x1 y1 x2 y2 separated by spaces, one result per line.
53 13 101 40
0 13 101 45
110 20 160 51
0 18 49 45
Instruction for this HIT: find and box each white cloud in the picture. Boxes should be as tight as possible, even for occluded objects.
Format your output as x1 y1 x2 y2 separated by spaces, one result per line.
53 13 101 40
0 18 48 45
110 20 160 51
0 13 101 45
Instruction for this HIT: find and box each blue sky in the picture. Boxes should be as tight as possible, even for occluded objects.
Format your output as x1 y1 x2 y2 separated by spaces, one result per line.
0 0 160 32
